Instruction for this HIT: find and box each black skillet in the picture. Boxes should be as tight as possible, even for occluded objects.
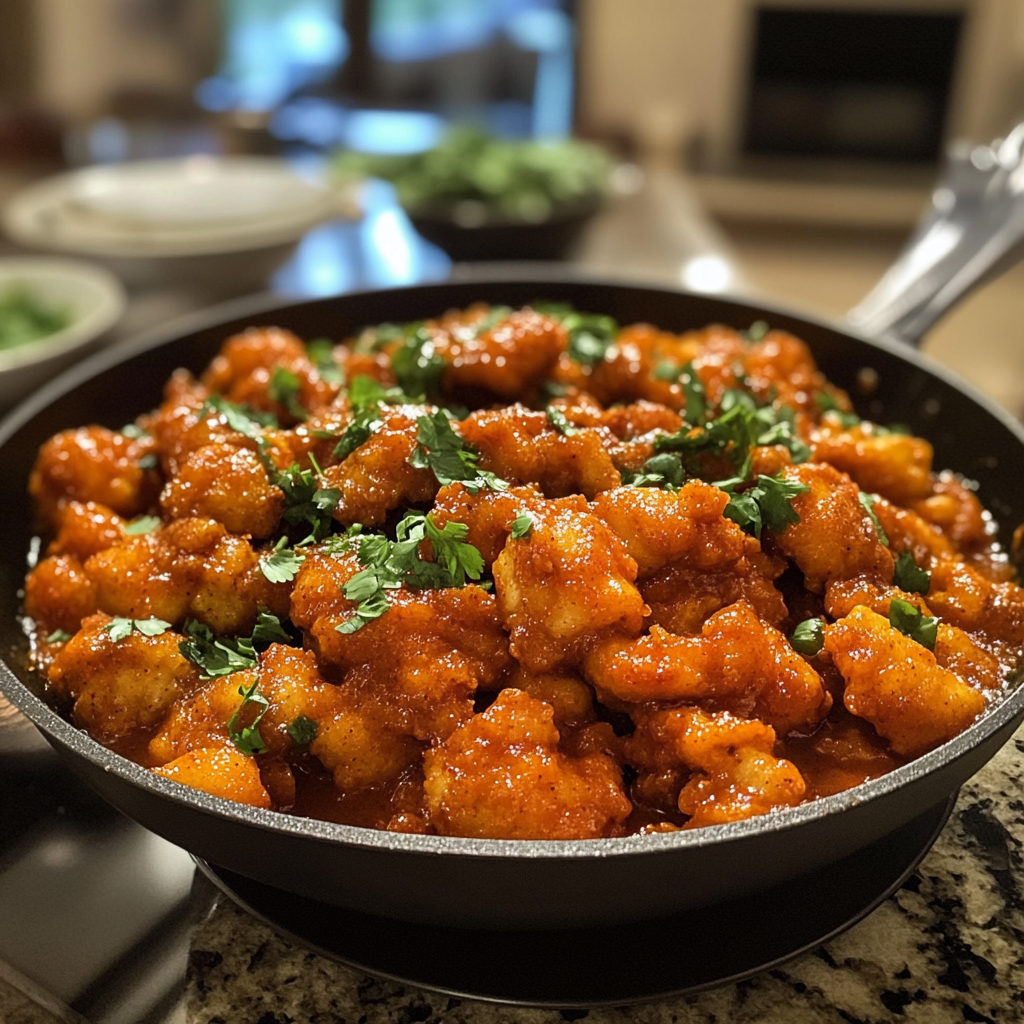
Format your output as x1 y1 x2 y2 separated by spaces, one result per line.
1 269 1023 931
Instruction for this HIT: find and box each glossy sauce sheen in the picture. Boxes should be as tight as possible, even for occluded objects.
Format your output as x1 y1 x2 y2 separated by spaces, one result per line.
22 304 1024 839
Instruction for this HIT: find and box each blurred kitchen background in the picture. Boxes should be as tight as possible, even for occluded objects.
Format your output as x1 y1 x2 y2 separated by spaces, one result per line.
1 0 1024 409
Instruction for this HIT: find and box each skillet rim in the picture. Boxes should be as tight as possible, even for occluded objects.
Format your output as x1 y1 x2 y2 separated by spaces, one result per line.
3 269 1024 861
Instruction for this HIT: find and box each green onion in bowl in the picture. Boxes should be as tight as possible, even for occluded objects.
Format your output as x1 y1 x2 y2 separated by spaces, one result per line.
0 284 72 351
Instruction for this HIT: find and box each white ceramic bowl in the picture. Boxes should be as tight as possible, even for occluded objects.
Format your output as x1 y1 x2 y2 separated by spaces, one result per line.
1 157 347 291
0 258 126 407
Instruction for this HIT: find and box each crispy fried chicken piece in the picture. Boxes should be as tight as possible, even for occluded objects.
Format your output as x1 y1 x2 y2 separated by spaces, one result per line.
30 426 160 529
772 462 894 591
460 404 621 499
160 442 285 539
423 688 631 839
152 743 271 809
810 423 934 506
24 555 99 636
590 482 747 577
627 706 806 828
584 601 830 734
47 612 201 744
492 495 645 671
824 605 985 757
322 404 437 527
47 501 125 561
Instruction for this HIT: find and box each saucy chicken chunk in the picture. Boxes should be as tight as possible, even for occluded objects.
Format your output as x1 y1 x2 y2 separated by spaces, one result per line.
23 301 1024 840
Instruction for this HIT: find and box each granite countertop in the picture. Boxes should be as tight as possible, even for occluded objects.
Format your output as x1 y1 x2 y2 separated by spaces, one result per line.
180 726 1024 1024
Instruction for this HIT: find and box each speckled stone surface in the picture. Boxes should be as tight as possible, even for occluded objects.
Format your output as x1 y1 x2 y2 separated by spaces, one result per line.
184 726 1024 1024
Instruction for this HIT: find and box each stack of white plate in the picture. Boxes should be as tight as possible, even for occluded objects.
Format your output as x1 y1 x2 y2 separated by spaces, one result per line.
2 156 345 291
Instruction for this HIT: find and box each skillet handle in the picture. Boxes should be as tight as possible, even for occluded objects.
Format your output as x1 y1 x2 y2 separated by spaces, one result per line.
847 122 1024 349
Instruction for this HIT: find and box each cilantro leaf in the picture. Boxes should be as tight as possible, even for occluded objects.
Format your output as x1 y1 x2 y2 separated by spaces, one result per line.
546 405 579 436
791 618 825 656
510 511 535 540
858 492 889 546
46 628 72 644
469 305 513 337
719 474 809 539
889 597 938 651
390 325 446 400
251 608 294 646
621 452 685 490
227 678 269 756
894 551 931 595
410 411 508 494
679 362 707 425
653 360 682 382
137 453 159 470
348 375 410 409
124 515 161 535
336 511 486 633
121 423 147 439
746 320 770 343
104 617 171 641
260 538 306 584
200 394 278 439
307 338 345 385
287 713 318 746
534 304 618 367
179 619 256 678
816 391 860 428
268 366 307 421
276 461 340 544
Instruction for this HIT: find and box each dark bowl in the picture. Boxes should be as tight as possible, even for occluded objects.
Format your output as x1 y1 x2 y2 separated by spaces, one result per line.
408 196 601 261
2 272 1023 931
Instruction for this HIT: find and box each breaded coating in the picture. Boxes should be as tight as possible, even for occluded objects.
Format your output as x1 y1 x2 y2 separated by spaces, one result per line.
322 405 437 527
912 471 988 547
160 443 285 539
313 586 510 742
627 707 806 828
872 497 956 567
202 326 339 422
591 482 747 577
84 517 289 634
503 666 597 730
926 561 1024 647
48 613 201 744
642 556 788 634
811 423 933 506
429 482 544 565
423 688 631 839
492 496 645 671
772 462 894 591
30 426 160 528
825 605 985 757
25 555 99 635
585 602 830 734
152 743 271 809
460 405 621 499
432 307 566 398
743 330 828 416
47 501 125 561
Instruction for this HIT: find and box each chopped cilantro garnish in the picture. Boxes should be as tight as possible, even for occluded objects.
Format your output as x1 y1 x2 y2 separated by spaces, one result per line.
409 411 508 494
287 713 318 746
655 390 809 478
46 628 72 644
137 454 159 471
858 492 889 546
653 360 682 382
260 537 306 584
104 617 171 642
201 394 278 437
268 366 307 421
509 511 535 540
227 678 269 756
546 405 579 436
621 452 685 490
470 305 513 337
534 303 618 367
124 515 161 535
179 619 256 678
889 598 938 651
276 458 341 544
336 511 485 634
791 618 825 656
894 551 930 595
390 325 446 400
307 338 345 385
816 391 860 429
679 362 707 425
251 608 294 646
718 474 809 539
121 423 147 439
746 320 770 343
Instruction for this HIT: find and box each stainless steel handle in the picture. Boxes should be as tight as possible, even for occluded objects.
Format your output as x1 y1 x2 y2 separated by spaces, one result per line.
848 122 1024 348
